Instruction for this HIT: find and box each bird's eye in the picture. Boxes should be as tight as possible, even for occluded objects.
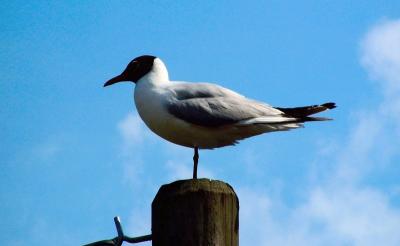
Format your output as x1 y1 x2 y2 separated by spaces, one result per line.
129 61 138 69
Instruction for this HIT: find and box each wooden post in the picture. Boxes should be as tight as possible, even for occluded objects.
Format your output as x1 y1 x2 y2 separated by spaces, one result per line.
152 179 239 246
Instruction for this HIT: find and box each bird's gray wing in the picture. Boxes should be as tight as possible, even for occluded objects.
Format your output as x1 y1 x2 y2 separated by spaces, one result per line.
167 82 245 100
166 97 294 127
165 83 291 127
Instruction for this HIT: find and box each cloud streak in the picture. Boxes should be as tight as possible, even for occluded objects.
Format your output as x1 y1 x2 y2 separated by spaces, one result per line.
361 19 400 94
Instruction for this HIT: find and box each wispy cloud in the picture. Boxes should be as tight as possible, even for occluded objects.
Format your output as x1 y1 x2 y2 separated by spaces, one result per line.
32 141 61 161
117 113 152 152
165 159 193 180
361 19 400 95
165 158 214 180
6 217 79 246
239 183 400 245
117 112 153 187
305 186 400 245
361 19 400 133
117 112 155 245
13 136 64 166
163 144 215 181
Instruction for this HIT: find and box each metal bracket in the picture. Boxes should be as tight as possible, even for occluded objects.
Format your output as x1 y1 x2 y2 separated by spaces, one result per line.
83 216 152 246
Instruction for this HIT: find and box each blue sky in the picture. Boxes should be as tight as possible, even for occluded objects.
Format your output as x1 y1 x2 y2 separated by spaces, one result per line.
1 1 400 245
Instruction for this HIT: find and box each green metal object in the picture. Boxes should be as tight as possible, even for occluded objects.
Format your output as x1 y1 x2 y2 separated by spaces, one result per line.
83 217 152 246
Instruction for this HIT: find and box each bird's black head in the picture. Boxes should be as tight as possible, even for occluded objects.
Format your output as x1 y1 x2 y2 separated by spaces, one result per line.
104 55 157 87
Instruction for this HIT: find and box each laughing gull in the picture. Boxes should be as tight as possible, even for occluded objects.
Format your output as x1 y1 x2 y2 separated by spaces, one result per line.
104 55 336 179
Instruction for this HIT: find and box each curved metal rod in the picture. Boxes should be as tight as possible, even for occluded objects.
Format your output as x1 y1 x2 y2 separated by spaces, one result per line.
124 234 152 244
83 216 152 246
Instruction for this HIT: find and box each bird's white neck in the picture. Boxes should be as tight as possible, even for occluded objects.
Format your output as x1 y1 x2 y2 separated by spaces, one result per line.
137 58 169 86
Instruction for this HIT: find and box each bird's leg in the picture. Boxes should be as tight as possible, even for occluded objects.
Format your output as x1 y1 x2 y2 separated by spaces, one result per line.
193 147 199 179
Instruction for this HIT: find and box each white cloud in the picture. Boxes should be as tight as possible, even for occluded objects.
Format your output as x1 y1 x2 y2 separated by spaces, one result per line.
331 18 400 184
32 142 61 161
6 217 79 246
361 19 400 94
15 136 64 166
121 155 146 187
165 147 214 180
239 183 400 246
361 19 400 130
165 159 193 180
117 112 153 187
117 113 148 151
334 111 382 182
126 207 152 246
306 186 400 246
116 112 156 246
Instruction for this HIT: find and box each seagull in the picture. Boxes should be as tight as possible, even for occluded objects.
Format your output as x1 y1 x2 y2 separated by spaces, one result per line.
104 55 336 179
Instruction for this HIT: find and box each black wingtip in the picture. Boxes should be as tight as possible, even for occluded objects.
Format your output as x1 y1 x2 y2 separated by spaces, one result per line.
322 102 337 109
303 116 333 121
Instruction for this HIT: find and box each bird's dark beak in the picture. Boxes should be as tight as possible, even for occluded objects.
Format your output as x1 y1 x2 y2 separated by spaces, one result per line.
104 74 128 87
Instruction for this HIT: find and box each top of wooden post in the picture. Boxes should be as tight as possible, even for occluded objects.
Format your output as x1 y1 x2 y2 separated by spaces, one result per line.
154 178 237 198
152 179 239 246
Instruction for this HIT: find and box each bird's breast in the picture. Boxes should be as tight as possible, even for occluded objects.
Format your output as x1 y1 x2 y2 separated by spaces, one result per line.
134 86 167 129
134 85 186 144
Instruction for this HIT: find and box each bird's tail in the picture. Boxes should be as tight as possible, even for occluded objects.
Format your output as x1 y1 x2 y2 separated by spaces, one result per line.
275 102 336 122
